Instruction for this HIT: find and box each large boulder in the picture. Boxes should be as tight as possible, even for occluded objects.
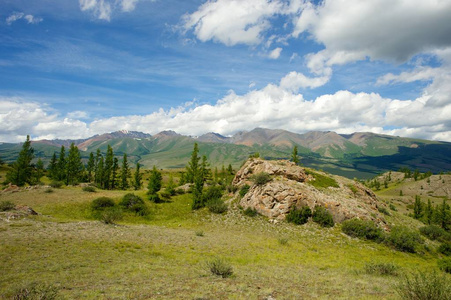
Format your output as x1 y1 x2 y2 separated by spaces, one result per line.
234 158 387 228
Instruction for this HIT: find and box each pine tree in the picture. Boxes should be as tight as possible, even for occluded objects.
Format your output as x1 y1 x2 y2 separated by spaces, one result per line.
103 145 114 189
291 146 299 164
413 195 423 219
133 163 142 190
66 143 83 185
186 142 200 183
120 153 130 190
56 146 66 182
87 152 95 182
48 152 58 179
34 158 44 184
166 173 176 195
425 199 433 225
6 135 34 186
96 157 104 187
148 166 162 202
111 157 119 190
439 199 451 230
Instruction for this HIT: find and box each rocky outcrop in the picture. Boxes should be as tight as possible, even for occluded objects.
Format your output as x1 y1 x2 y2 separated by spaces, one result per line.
234 158 387 228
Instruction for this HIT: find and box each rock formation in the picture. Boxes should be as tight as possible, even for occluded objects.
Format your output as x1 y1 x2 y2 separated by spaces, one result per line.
234 158 387 228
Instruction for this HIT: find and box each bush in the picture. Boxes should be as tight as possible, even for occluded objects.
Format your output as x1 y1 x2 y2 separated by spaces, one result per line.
207 199 228 214
148 193 162 203
82 186 96 192
312 206 334 228
206 257 233 278
239 184 250 197
278 237 289 245
438 258 451 274
420 225 450 242
159 190 172 200
378 206 390 216
203 185 224 203
243 207 258 217
44 188 54 193
119 193 149 216
389 203 397 211
12 283 59 300
175 188 185 195
91 197 115 211
195 230 204 237
438 242 451 256
49 181 63 188
364 262 399 276
385 226 423 253
341 218 385 242
286 206 312 225
251 172 271 186
0 200 15 211
100 207 123 224
395 271 451 300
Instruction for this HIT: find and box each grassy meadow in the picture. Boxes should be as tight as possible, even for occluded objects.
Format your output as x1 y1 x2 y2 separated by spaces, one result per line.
0 170 450 299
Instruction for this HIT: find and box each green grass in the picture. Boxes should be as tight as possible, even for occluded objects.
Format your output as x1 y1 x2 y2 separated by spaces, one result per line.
305 169 339 189
0 185 448 299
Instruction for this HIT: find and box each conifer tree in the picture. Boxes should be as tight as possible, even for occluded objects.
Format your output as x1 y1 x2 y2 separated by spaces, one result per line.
103 145 114 189
186 142 200 183
120 153 130 190
111 157 119 189
34 158 44 184
96 157 104 187
166 173 176 195
66 143 83 185
56 146 66 182
425 199 433 225
413 195 423 219
133 163 142 190
6 135 34 186
291 145 299 164
148 166 162 202
48 152 58 179
87 152 95 182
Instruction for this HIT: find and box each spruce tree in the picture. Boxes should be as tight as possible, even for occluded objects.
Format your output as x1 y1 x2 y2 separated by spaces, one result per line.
425 199 433 225
87 152 95 182
120 153 130 190
66 143 83 185
103 145 114 189
96 157 104 187
133 163 142 190
186 142 200 183
34 158 44 184
148 166 162 202
56 146 66 182
111 157 119 189
413 195 423 219
6 135 34 186
166 174 176 195
48 152 58 179
291 146 299 164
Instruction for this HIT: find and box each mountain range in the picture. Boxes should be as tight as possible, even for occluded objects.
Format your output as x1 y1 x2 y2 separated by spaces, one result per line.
1 128 450 179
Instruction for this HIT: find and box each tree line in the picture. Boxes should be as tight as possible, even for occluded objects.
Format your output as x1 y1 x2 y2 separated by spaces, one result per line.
4 135 141 189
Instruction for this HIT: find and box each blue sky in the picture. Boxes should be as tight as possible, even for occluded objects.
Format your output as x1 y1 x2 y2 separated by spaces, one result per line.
1 0 451 142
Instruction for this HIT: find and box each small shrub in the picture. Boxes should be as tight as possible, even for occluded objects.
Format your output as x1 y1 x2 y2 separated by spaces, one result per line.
100 207 123 224
49 181 63 188
438 242 451 256
278 237 289 245
239 184 250 197
286 206 312 225
0 200 15 211
389 203 397 211
438 258 451 274
206 257 233 278
312 206 334 228
203 185 224 203
148 193 162 203
12 283 59 300
207 199 228 214
395 271 451 300
341 218 385 242
195 230 204 237
119 193 149 216
44 188 54 193
91 197 115 211
420 225 450 242
386 226 423 253
378 206 390 216
243 207 258 217
175 188 185 195
226 185 238 193
364 262 399 276
347 184 358 195
82 186 96 192
251 172 271 186
159 190 172 200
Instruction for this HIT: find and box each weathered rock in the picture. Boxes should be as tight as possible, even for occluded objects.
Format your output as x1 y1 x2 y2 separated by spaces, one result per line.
234 158 387 228
1 183 20 193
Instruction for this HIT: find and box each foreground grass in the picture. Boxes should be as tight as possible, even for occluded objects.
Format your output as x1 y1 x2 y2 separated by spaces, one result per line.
0 187 446 299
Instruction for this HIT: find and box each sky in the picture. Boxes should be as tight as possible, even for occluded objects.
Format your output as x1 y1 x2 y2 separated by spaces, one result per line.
1 0 451 143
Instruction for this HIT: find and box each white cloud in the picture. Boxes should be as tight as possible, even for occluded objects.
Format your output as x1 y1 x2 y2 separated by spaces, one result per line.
376 66 438 86
6 12 42 25
280 71 330 91
79 0 142 21
182 0 284 46
268 47 282 59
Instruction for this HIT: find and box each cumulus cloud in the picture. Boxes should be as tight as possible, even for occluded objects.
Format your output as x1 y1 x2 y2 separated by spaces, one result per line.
6 12 42 25
182 0 284 46
280 71 330 91
268 47 282 59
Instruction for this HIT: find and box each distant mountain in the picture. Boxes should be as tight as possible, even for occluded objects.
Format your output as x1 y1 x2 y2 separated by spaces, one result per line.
1 128 450 179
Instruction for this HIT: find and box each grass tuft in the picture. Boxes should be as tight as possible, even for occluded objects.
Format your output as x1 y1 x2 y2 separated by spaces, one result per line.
206 257 233 278
395 271 451 300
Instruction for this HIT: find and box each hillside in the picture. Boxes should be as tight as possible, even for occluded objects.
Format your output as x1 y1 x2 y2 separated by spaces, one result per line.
1 128 450 179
